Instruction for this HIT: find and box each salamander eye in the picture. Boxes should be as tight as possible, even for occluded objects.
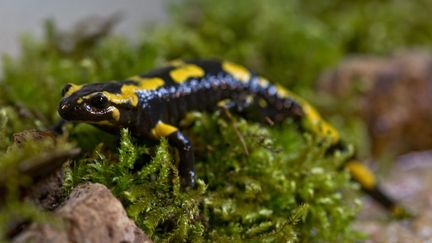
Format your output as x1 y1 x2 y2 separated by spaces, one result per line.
89 93 109 109
61 84 72 97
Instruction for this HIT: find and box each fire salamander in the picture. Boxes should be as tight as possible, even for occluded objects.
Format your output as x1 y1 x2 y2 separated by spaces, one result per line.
58 59 408 217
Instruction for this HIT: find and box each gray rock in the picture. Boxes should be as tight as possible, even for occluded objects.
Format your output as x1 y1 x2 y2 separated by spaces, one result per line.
355 151 432 242
13 183 151 243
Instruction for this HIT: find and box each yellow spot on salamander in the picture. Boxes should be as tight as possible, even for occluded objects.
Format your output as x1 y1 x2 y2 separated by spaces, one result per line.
170 64 205 83
111 107 120 122
64 84 82 98
345 160 376 189
103 87 139 107
278 87 340 144
151 121 178 138
222 61 251 83
258 77 269 87
103 77 165 107
301 102 340 144
275 84 290 98
128 77 165 90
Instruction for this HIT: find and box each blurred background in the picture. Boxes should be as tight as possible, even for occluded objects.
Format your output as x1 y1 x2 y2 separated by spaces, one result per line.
1 0 432 241
0 0 165 57
2 0 430 159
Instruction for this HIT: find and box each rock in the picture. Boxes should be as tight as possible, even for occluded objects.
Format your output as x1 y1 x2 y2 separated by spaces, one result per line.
354 151 432 242
24 168 65 210
318 51 432 157
1 130 80 238
13 130 57 145
13 183 151 243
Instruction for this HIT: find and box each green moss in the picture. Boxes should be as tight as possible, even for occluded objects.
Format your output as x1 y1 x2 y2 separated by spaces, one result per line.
64 129 207 242
0 109 71 241
300 0 432 54
0 34 159 124
2 0 431 241
65 113 361 242
151 0 341 91
191 113 361 241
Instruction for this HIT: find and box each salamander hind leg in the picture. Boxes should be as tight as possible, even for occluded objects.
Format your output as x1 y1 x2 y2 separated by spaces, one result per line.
151 121 196 187
167 131 195 187
345 160 412 218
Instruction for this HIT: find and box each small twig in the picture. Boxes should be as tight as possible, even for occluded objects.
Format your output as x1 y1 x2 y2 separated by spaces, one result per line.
222 107 249 156
265 116 274 126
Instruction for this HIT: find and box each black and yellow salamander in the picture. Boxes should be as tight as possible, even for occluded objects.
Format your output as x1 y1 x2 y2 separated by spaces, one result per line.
58 59 408 217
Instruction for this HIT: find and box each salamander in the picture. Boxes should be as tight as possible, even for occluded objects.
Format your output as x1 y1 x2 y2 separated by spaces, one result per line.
58 59 408 217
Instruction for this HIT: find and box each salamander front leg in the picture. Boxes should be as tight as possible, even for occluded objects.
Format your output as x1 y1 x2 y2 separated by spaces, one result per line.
167 131 196 187
151 121 196 187
50 119 67 134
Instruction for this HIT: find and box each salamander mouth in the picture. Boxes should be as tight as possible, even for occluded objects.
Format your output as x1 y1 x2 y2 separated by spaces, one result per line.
58 99 112 122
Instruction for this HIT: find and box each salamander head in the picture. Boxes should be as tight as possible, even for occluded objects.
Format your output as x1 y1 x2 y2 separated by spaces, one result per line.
58 82 134 127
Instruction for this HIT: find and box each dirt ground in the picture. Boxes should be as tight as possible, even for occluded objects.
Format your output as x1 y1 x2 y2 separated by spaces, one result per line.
355 151 432 242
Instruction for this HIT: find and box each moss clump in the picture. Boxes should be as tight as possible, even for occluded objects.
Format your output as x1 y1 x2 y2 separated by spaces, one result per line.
65 129 206 242
192 113 361 241
65 113 360 242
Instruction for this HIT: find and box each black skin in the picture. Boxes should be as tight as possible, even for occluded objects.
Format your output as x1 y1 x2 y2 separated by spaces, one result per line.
167 131 195 186
58 60 302 186
57 59 408 217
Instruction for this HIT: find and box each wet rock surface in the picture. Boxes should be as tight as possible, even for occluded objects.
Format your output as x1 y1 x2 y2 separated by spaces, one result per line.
13 183 151 243
355 151 432 242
